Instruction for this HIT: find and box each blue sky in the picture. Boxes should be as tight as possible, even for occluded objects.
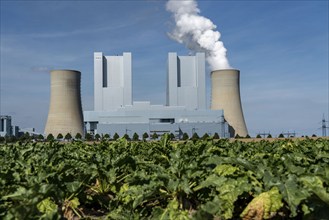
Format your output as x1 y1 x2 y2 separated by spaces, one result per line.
0 0 328 137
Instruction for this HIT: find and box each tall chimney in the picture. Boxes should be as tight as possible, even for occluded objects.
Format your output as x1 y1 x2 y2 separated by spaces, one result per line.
211 69 248 137
45 70 84 137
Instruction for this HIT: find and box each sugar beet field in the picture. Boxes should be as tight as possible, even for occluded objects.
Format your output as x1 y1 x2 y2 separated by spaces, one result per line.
1 136 329 219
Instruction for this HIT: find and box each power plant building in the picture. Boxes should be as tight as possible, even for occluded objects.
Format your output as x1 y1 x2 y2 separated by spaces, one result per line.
0 115 12 137
94 52 132 110
84 52 230 138
167 52 206 109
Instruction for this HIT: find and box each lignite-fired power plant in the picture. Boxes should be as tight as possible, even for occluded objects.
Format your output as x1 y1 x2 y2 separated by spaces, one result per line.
45 52 248 138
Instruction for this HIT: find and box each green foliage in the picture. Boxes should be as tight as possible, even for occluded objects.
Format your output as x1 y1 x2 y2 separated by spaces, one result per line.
256 134 262 138
213 132 219 139
113 133 119 140
182 132 189 140
278 133 285 138
169 133 175 140
95 133 101 141
75 133 82 140
37 134 44 140
202 133 209 140
0 138 328 219
132 133 139 141
142 132 149 141
191 132 199 141
151 132 158 140
122 134 130 140
56 133 63 140
64 133 72 141
267 134 272 138
241 187 283 219
37 197 57 215
5 135 17 143
46 134 54 142
103 133 110 140
19 132 31 142
85 133 93 141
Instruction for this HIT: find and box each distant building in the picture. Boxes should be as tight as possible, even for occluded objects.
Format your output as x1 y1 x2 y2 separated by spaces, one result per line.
12 126 19 137
0 115 12 137
0 115 35 138
84 52 229 138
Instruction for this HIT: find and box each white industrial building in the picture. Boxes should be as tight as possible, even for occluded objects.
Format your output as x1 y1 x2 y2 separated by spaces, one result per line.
0 115 12 137
84 52 229 138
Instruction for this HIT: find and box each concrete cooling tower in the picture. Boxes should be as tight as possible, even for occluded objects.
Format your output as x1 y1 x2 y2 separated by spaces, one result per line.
211 69 248 137
45 70 84 137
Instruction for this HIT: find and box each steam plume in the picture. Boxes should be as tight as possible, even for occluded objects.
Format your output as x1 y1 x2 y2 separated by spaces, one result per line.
166 0 231 70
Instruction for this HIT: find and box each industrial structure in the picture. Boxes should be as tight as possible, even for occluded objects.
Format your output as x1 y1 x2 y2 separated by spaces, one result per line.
167 53 206 109
0 115 36 137
94 52 132 110
0 115 12 137
211 69 248 136
84 52 232 138
44 70 84 137
321 114 328 137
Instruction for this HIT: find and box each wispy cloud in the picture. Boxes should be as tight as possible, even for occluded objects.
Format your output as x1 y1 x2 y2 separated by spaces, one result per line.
19 23 137 39
31 66 53 73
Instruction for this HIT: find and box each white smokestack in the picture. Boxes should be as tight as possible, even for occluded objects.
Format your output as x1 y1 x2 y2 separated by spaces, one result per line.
166 0 231 70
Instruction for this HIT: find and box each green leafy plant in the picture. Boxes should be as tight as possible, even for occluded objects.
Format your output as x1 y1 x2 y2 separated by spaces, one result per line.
0 137 328 219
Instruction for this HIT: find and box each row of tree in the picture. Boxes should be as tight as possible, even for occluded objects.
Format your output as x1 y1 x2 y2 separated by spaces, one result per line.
1 131 318 143
0 131 222 143
83 132 221 142
0 132 83 143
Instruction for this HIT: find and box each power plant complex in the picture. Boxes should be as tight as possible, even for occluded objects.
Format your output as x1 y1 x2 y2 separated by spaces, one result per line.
44 52 248 138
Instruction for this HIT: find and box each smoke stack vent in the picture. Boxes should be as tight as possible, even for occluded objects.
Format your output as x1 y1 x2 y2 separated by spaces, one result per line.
45 70 84 137
211 69 248 137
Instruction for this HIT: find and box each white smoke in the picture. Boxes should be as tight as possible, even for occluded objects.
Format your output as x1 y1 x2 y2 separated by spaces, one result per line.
166 0 231 70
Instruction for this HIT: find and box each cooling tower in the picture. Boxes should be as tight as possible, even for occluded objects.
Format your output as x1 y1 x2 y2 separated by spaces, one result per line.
211 69 248 137
45 70 84 137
